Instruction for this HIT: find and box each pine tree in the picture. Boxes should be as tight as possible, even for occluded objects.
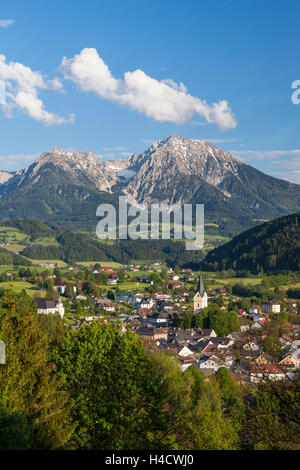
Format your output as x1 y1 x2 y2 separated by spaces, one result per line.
0 291 75 449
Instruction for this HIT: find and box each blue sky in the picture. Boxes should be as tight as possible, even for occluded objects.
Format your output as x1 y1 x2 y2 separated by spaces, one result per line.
0 0 300 183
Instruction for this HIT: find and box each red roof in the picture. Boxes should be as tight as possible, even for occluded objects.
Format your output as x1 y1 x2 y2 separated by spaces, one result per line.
251 364 284 375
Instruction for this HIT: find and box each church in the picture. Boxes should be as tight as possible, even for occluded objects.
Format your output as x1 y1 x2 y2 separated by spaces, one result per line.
193 273 208 313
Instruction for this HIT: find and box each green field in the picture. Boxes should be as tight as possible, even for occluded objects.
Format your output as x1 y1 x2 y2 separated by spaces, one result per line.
29 259 67 267
33 237 60 246
4 244 27 253
76 261 123 267
0 280 46 297
205 234 230 242
212 277 263 286
0 226 28 242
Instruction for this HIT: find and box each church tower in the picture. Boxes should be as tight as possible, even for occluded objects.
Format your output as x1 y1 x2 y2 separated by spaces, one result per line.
193 272 208 313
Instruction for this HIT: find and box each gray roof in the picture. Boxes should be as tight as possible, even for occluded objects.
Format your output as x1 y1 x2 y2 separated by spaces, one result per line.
34 298 57 309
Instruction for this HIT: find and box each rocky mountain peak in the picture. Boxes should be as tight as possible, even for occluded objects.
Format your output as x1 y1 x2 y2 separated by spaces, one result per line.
123 135 244 202
0 135 299 234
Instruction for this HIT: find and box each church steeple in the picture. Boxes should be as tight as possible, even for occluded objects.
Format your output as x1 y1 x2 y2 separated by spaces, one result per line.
197 272 206 296
194 272 208 313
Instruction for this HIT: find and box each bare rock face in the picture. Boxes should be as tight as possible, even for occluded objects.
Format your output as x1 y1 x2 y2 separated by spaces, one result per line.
16 147 121 192
122 134 243 203
0 171 14 184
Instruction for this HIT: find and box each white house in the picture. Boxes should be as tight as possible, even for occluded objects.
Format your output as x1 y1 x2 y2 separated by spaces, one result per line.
262 301 281 313
197 355 224 372
178 345 194 357
34 298 65 319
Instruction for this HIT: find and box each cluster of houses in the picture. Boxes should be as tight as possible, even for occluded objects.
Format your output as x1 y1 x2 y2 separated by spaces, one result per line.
31 265 300 385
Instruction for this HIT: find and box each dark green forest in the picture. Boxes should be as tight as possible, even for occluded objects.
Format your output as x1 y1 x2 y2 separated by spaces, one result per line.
201 212 300 273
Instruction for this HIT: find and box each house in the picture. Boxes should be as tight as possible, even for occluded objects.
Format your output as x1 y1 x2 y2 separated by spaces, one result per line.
250 364 285 383
34 298 65 319
238 309 247 316
75 294 87 300
58 285 66 295
147 311 168 326
239 317 250 331
38 263 55 269
139 274 150 283
199 340 217 355
96 298 116 312
279 353 299 368
178 356 197 372
137 308 152 318
135 325 168 342
262 301 281 313
251 319 266 329
157 300 175 311
279 333 293 347
115 291 136 303
130 293 144 306
101 266 114 272
290 349 300 368
197 328 217 338
198 355 224 372
140 297 155 309
249 305 262 315
167 281 181 289
254 352 275 365
243 341 260 353
107 274 118 285
178 344 194 357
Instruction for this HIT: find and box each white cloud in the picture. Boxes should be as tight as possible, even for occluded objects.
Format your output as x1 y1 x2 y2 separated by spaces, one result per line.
205 138 240 144
98 150 132 159
60 47 237 130
231 148 300 185
0 54 74 125
101 146 127 151
0 153 37 170
230 149 300 161
0 19 15 28
271 170 300 184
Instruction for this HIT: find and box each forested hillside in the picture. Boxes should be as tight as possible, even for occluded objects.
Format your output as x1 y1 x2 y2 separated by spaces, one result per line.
0 247 31 266
20 234 204 267
201 212 300 273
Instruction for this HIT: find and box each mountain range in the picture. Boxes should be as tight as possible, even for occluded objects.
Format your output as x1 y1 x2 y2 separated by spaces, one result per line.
1 134 300 236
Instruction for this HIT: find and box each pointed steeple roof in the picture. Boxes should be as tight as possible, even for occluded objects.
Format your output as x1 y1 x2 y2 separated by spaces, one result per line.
197 272 206 296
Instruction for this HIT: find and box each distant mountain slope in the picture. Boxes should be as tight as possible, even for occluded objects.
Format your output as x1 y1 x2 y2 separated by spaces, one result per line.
0 151 121 231
3 219 57 240
0 218 203 266
0 136 300 235
201 212 300 273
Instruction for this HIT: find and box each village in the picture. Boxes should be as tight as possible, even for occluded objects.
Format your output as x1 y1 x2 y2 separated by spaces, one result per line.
16 260 299 386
